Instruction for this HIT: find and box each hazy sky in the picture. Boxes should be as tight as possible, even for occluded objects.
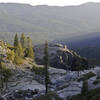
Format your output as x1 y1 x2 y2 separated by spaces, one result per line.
0 0 100 6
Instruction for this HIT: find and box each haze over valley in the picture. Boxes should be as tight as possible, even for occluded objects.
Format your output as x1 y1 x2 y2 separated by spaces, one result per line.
0 2 100 44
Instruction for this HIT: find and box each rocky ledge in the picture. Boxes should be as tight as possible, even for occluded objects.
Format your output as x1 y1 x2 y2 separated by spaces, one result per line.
35 43 89 70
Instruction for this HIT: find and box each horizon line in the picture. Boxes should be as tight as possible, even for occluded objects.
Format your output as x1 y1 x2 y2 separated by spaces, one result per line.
0 1 100 7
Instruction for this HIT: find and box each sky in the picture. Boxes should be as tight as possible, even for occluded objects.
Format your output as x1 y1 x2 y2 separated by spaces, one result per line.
0 0 100 6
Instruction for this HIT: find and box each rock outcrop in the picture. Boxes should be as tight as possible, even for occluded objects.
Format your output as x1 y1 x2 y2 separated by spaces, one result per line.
35 43 88 71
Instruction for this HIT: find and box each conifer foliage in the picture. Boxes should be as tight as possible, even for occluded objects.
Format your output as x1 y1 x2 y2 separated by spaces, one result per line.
81 80 88 95
14 33 19 47
7 50 15 61
20 33 26 48
26 37 32 48
27 47 34 59
16 42 24 58
13 33 35 65
0 56 11 90
44 40 50 94
13 52 24 65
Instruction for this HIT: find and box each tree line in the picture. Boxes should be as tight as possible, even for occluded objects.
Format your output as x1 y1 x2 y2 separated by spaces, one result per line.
7 33 34 65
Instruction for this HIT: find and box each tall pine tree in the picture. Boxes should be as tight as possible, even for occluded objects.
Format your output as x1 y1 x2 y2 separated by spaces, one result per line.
27 47 34 59
81 80 88 95
20 33 26 48
44 40 50 94
16 42 24 57
26 37 32 48
0 55 4 89
26 37 34 60
14 33 18 47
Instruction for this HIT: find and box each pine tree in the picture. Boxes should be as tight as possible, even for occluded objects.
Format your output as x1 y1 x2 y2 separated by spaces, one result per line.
44 40 50 94
27 47 34 59
26 37 32 48
20 33 26 48
0 56 4 89
13 52 19 65
14 33 19 47
13 52 24 65
2 64 11 89
25 36 34 59
16 42 24 57
81 80 88 95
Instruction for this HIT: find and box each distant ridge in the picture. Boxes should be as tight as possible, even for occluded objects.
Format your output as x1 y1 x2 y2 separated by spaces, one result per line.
0 2 100 44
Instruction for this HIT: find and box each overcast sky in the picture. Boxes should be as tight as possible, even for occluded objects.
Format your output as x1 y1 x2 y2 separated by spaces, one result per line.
0 0 100 6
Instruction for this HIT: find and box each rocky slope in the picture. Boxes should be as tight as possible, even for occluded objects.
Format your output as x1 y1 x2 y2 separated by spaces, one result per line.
1 62 100 100
35 43 88 70
0 41 100 100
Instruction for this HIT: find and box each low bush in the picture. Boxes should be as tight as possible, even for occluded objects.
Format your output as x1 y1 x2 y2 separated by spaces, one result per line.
93 80 100 85
96 76 100 79
32 65 44 75
70 94 87 100
13 54 24 65
7 50 15 61
7 44 15 50
91 93 100 100
70 88 100 100
78 72 96 81
34 92 63 100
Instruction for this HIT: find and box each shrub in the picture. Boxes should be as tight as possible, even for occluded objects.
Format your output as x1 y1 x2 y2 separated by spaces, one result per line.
78 72 96 81
7 50 15 61
0 62 12 77
96 76 100 79
86 88 100 100
32 65 44 75
13 52 24 65
91 93 100 100
70 88 100 100
70 94 87 100
93 80 100 85
7 44 15 50
0 62 12 89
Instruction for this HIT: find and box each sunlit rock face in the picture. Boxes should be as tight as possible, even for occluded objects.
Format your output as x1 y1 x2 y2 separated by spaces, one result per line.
35 43 88 70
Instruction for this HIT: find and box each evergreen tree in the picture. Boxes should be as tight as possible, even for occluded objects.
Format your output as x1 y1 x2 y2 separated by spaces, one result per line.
2 63 11 89
13 52 19 65
26 37 32 48
25 36 34 59
20 33 26 48
81 80 88 95
16 42 24 57
0 56 4 89
14 33 19 47
13 52 24 65
44 40 50 94
27 47 34 59
0 56 11 90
